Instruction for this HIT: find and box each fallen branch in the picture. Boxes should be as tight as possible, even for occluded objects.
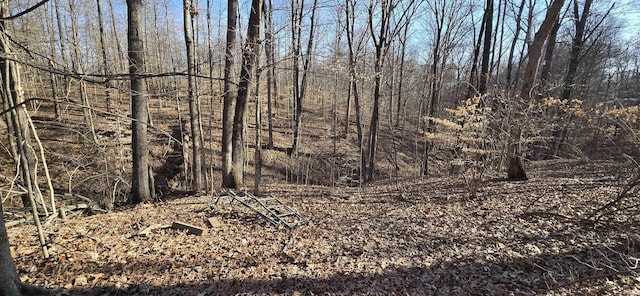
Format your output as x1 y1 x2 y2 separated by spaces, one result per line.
131 224 171 238
171 221 207 236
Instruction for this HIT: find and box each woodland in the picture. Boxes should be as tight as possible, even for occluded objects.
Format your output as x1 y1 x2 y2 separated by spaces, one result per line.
1 0 640 295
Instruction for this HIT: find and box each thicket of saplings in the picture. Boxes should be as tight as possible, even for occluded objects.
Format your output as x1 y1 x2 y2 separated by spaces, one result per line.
426 94 640 224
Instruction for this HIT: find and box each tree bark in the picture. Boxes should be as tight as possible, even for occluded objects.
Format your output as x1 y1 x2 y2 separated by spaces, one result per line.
519 0 565 100
231 0 262 188
184 0 204 191
539 18 561 91
0 200 21 296
561 0 593 101
509 0 565 181
345 0 365 184
96 0 112 113
68 0 98 144
222 0 238 188
505 0 525 88
128 0 153 203
254 17 263 194
290 0 318 156
264 0 275 149
0 4 52 294
479 0 493 94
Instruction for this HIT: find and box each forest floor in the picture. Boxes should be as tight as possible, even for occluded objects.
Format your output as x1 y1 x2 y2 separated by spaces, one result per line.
7 159 640 295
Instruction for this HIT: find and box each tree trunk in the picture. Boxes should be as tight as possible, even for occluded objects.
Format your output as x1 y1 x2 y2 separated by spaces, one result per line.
96 0 112 113
264 0 275 149
0 200 21 296
231 0 263 188
345 0 365 184
479 0 493 94
467 5 487 98
184 0 204 191
128 0 153 203
519 0 565 100
509 0 565 181
44 5 61 121
222 0 238 188
54 0 71 114
69 0 98 144
291 0 318 156
254 25 263 195
561 0 593 101
505 0 525 88
0 4 52 292
539 18 561 91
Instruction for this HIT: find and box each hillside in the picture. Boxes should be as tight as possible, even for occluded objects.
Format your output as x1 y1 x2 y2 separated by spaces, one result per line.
6 159 640 295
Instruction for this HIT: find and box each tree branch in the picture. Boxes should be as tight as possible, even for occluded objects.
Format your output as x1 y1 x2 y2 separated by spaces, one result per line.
0 0 51 20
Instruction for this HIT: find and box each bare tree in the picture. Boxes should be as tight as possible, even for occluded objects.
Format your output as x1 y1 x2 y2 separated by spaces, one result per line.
0 2 53 294
345 0 366 184
128 0 153 203
561 0 594 101
184 0 204 191
222 0 238 188
423 0 469 175
479 0 494 94
290 0 319 156
68 0 98 143
539 17 562 91
505 0 526 88
508 0 565 181
231 0 263 188
365 0 418 181
96 0 112 113
264 0 275 149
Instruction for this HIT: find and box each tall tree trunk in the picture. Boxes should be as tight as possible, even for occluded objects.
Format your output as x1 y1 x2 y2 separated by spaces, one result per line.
254 19 263 194
184 0 204 191
365 0 389 182
520 0 565 100
514 0 535 91
509 0 565 181
395 25 408 128
505 0 525 88
345 0 365 184
264 0 275 149
96 0 112 113
107 0 125 73
561 0 593 101
540 18 561 91
222 0 238 188
290 0 318 156
45 3 61 120
0 5 54 291
479 0 493 94
54 0 70 112
467 6 487 98
424 3 443 175
231 0 263 188
69 0 98 144
128 0 153 203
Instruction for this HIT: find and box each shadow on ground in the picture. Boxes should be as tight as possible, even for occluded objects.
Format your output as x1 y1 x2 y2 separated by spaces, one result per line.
57 237 639 296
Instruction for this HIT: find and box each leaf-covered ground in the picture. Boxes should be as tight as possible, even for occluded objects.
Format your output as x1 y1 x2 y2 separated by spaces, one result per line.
7 159 640 295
